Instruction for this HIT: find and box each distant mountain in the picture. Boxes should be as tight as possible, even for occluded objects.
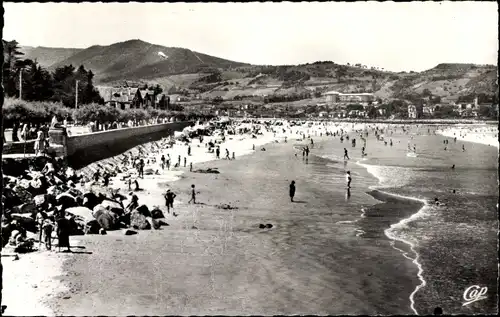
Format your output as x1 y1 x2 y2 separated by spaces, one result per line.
20 39 497 102
48 39 250 83
20 46 83 68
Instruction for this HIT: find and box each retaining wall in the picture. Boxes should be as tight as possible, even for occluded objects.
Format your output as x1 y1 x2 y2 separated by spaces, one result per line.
66 121 192 169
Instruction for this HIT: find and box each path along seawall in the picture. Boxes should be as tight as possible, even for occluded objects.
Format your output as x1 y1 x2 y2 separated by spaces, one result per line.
2 121 192 170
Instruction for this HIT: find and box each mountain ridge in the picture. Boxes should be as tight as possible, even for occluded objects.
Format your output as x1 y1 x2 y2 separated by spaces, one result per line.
19 39 498 102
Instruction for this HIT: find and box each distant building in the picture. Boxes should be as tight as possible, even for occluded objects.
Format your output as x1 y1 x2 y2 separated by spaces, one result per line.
96 86 143 110
408 104 423 119
423 105 434 116
324 91 375 103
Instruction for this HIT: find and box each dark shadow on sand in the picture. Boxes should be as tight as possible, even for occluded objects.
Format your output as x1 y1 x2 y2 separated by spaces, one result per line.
292 200 307 204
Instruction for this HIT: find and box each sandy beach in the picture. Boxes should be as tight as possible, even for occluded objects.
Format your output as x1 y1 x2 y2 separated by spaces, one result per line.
3 120 497 315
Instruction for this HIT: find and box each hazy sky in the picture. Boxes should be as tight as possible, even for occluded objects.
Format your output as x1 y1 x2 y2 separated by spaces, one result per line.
3 2 498 71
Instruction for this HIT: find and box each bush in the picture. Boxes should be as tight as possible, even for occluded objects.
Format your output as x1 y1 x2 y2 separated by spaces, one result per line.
2 98 71 125
73 103 121 124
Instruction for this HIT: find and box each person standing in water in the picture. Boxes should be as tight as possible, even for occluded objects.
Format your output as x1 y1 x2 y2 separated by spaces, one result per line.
289 181 296 202
305 146 310 157
346 171 352 188
462 144 466 152
343 148 350 160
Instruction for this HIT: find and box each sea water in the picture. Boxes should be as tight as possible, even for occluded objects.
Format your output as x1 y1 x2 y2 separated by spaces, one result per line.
312 124 498 315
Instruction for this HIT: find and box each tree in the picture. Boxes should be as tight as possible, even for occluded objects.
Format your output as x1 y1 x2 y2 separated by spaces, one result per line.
422 88 432 97
2 40 25 97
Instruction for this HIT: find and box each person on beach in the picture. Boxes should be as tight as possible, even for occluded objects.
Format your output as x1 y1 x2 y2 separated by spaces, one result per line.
166 157 170 170
164 189 177 214
451 164 455 169
103 171 111 186
56 210 71 253
343 148 350 160
390 139 393 146
188 146 191 156
253 144 255 151
42 219 54 250
177 155 181 166
289 181 296 202
346 171 352 188
190 162 193 172
232 152 235 160
42 161 56 177
305 146 310 157
138 159 145 178
161 155 166 170
216 147 220 159
462 144 466 152
184 157 187 167
188 184 197 204
225 149 231 160
126 194 139 212
361 147 365 156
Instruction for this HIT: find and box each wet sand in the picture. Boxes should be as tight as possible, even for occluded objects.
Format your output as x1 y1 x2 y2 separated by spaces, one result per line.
47 137 422 315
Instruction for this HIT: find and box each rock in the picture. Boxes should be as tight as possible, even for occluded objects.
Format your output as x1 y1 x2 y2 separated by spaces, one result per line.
130 209 151 230
191 225 198 229
66 207 94 223
217 203 238 210
151 207 165 219
259 224 266 229
123 229 137 236
84 220 101 234
34 194 47 207
18 202 36 215
135 204 151 217
10 213 37 232
56 193 77 207
99 200 124 215
12 185 33 203
99 228 107 235
266 224 273 229
157 220 169 226
92 204 107 219
96 211 118 230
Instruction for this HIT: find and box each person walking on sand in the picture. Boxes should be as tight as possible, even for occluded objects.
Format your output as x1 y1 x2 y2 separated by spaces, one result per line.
164 189 177 214
344 148 350 160
462 144 466 152
188 184 197 204
177 155 181 166
305 146 310 157
225 149 231 160
216 147 220 159
188 145 191 156
184 157 187 167
161 155 165 170
289 180 296 202
190 162 193 172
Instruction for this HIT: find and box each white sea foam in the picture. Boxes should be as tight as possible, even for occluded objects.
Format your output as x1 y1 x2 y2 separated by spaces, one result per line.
436 125 499 148
356 160 429 315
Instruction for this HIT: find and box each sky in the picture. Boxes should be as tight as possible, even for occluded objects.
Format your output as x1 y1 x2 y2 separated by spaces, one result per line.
3 2 498 72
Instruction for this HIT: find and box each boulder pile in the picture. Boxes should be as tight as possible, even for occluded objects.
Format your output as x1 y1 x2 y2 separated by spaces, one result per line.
2 154 169 253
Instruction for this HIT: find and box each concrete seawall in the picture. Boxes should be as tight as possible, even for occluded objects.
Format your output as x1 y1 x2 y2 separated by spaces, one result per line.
66 121 192 169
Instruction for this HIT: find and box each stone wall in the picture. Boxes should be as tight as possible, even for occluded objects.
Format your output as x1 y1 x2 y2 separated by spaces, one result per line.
66 122 191 169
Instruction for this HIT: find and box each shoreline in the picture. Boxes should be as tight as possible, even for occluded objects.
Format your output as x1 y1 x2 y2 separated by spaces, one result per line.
357 158 428 315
